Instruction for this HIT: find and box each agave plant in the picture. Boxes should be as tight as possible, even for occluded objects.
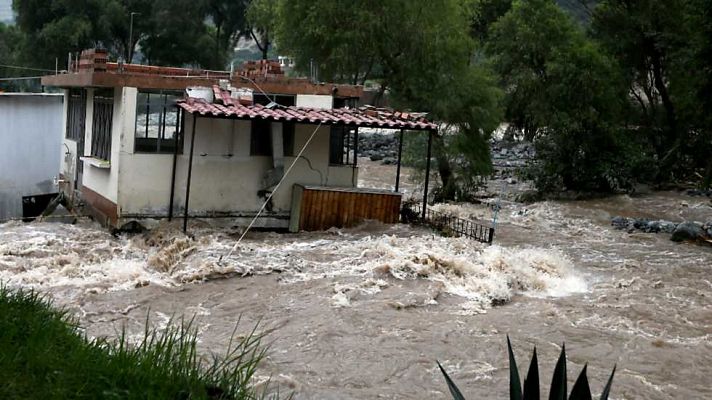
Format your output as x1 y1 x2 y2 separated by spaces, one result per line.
438 336 616 400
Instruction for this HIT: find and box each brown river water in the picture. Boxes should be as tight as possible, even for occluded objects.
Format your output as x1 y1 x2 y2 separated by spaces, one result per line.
1 165 711 399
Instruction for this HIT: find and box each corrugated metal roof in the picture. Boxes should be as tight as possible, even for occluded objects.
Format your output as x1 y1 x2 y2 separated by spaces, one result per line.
177 86 437 131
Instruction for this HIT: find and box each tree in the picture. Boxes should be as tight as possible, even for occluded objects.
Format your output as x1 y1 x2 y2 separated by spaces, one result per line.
276 1 378 84
591 0 691 182
102 0 154 64
205 0 249 68
487 0 643 193
487 0 581 141
468 0 512 43
276 0 503 200
0 22 28 91
525 41 643 192
12 0 111 68
140 0 214 67
246 0 277 60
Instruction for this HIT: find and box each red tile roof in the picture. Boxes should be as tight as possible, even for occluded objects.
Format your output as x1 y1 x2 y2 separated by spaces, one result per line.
176 86 437 131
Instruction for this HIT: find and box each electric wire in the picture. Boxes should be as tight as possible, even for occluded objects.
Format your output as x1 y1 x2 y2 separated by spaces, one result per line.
0 63 57 72
0 76 46 81
220 121 324 261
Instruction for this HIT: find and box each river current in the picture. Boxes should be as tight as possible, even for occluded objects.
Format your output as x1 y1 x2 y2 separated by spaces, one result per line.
0 171 710 398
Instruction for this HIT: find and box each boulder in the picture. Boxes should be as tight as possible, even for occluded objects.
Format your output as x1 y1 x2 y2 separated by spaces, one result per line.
611 216 631 230
369 154 383 161
671 221 705 242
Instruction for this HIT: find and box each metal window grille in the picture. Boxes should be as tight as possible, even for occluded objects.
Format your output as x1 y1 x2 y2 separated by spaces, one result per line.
135 91 184 153
91 90 114 161
66 89 86 141
329 126 356 165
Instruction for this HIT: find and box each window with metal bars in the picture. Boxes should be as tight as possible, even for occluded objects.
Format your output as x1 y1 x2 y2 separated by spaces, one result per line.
66 89 86 141
91 89 114 161
135 91 184 153
329 126 356 165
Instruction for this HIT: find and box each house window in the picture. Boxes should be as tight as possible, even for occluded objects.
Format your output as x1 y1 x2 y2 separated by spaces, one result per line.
66 89 86 141
329 126 356 165
135 91 184 153
91 89 114 161
250 119 272 156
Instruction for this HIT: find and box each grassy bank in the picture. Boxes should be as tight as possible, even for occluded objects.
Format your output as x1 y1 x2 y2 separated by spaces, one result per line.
0 286 270 399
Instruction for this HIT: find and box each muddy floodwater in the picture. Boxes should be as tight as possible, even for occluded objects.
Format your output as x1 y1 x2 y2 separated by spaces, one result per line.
1 177 711 398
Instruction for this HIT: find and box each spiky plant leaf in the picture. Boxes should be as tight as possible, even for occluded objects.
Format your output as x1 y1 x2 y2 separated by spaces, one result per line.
523 347 540 400
548 344 567 400
599 365 616 400
508 336 522 400
569 364 592 400
437 361 466 400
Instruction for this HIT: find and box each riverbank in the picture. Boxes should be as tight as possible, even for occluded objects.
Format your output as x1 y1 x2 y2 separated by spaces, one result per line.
0 286 268 399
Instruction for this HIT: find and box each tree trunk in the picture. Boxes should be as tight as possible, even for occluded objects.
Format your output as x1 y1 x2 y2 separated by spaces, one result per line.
432 133 456 201
650 48 679 176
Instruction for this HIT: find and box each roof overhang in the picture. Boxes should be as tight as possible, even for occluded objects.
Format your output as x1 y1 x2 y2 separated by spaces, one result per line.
177 87 437 131
41 72 364 97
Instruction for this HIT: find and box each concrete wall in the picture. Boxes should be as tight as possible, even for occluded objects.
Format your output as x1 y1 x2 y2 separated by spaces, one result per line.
0 94 64 221
80 88 122 203
296 94 333 109
58 87 355 226
118 114 357 221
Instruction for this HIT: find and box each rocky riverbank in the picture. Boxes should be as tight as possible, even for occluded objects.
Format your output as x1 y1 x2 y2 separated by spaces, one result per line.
612 216 712 246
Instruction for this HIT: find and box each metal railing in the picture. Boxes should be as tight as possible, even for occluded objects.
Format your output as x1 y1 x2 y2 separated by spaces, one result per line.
402 203 494 244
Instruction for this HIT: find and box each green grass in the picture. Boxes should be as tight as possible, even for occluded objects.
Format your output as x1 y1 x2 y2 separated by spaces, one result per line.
0 286 274 399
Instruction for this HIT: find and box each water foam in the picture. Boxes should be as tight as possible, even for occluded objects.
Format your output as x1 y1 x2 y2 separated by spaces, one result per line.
0 220 586 312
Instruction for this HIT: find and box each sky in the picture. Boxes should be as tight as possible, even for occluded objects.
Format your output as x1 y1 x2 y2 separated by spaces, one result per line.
0 0 13 24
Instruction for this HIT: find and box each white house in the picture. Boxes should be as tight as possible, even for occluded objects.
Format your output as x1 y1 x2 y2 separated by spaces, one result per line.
41 49 437 231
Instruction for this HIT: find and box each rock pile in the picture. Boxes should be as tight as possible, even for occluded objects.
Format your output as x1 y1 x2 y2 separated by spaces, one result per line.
358 131 400 165
686 188 712 197
612 216 712 245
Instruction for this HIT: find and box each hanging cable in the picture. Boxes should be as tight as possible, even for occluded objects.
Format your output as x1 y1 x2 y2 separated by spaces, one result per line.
0 64 57 72
220 122 323 262
0 76 46 81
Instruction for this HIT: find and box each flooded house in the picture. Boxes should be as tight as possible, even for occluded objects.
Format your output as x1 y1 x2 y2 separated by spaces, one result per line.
0 92 64 221
41 49 437 232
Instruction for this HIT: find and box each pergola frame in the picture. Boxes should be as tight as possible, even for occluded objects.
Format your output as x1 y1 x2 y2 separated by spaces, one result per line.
167 112 437 234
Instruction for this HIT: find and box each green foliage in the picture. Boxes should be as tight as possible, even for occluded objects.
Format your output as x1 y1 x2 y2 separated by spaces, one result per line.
591 0 712 184
0 286 275 399
275 0 379 84
246 0 278 60
487 0 582 140
10 0 249 70
0 22 29 91
487 0 646 193
438 338 616 400
277 0 503 200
